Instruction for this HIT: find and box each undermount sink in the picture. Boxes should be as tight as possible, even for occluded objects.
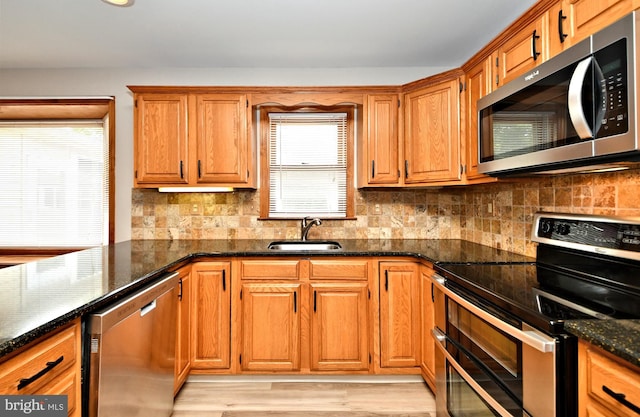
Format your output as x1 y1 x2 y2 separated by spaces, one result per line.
267 240 342 251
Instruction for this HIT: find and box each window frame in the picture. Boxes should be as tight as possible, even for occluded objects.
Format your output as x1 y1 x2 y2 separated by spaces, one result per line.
0 98 115 254
259 105 355 220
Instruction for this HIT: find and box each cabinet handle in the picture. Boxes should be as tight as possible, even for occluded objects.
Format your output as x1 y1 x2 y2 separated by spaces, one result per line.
404 160 409 179
222 270 226 291
179 160 184 179
384 270 389 291
558 10 568 44
371 160 375 179
314 290 317 312
178 278 183 301
294 291 297 313
602 385 640 414
531 29 541 61
431 282 435 303
17 355 64 390
197 160 202 178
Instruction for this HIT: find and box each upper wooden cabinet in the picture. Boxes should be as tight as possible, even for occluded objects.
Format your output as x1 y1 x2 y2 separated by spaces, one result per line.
134 93 189 185
463 56 496 182
130 88 255 189
495 15 547 87
565 0 639 46
360 94 400 186
403 73 462 184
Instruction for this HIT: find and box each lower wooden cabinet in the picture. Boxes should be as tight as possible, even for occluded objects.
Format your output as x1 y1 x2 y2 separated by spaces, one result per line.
240 282 302 372
238 258 371 373
310 282 369 371
0 319 82 417
420 264 436 392
579 339 640 417
174 265 191 394
379 261 420 369
191 261 231 370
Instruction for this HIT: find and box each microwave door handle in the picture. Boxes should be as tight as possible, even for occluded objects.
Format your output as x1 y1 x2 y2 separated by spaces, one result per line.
568 56 594 139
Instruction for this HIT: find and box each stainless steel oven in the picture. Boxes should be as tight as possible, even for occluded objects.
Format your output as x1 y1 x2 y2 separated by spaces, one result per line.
433 212 640 417
432 275 558 417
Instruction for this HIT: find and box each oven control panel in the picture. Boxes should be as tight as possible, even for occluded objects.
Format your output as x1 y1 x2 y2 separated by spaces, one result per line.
533 212 640 258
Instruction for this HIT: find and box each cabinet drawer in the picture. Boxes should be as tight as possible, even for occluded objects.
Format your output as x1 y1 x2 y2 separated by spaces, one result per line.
309 260 369 280
584 344 640 417
240 260 301 280
0 323 78 394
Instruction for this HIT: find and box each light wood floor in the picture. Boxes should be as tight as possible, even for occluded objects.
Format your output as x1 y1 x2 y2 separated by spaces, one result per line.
172 376 436 417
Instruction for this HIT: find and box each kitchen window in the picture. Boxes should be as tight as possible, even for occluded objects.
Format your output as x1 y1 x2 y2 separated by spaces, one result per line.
0 99 114 249
260 106 355 219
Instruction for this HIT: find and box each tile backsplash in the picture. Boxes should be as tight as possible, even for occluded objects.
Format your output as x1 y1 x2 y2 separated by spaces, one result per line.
132 168 640 257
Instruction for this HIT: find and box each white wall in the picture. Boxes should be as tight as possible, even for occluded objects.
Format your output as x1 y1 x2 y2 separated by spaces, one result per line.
0 66 449 242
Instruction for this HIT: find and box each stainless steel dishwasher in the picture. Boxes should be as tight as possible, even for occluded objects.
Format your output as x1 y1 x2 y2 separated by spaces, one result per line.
87 272 179 417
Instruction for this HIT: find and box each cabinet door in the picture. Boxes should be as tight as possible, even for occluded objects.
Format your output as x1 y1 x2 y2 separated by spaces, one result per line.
496 17 545 87
309 282 369 371
403 78 461 184
362 94 400 185
548 2 573 58
567 0 637 46
379 262 420 368
420 265 436 392
134 94 189 185
191 262 231 370
464 57 495 181
174 266 191 394
240 283 301 371
195 94 249 184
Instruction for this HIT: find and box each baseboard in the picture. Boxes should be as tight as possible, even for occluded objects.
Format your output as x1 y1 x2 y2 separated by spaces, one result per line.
186 374 425 384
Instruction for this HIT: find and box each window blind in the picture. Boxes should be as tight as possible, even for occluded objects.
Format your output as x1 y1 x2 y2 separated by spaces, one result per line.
268 112 347 218
0 121 108 247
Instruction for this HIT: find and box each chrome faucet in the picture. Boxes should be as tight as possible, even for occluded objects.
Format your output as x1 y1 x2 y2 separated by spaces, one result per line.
301 217 322 241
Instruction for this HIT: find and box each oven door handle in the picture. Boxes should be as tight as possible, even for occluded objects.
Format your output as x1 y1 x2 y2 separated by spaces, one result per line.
432 328 525 417
433 274 556 354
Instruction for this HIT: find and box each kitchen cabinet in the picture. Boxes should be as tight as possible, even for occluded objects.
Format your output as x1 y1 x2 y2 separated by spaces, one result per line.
238 258 371 373
578 340 640 417
419 264 436 392
462 56 497 182
403 74 462 184
133 93 189 185
174 265 191 394
565 0 638 47
130 88 255 189
548 1 573 57
0 319 81 417
240 282 302 371
379 261 420 369
359 94 400 186
309 260 370 371
191 261 231 371
495 15 547 87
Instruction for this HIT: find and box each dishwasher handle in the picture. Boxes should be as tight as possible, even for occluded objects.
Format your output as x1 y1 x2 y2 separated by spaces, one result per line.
89 272 179 334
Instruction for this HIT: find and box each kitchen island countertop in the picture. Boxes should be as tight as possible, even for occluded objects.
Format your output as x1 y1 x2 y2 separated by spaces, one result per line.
0 238 532 358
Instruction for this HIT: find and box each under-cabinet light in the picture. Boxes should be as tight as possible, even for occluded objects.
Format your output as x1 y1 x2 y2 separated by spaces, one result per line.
101 0 134 7
158 187 234 193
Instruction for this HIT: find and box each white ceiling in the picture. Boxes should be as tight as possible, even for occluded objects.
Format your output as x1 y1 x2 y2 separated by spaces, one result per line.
0 0 538 70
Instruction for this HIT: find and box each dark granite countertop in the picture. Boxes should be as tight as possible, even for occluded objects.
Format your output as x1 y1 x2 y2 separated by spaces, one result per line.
565 319 640 368
0 238 530 358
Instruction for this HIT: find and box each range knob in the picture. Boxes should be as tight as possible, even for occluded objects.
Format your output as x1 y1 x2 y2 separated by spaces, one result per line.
555 223 570 235
540 220 553 234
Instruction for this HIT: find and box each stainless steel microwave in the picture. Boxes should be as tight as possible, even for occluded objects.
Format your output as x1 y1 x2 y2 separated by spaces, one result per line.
478 11 640 176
